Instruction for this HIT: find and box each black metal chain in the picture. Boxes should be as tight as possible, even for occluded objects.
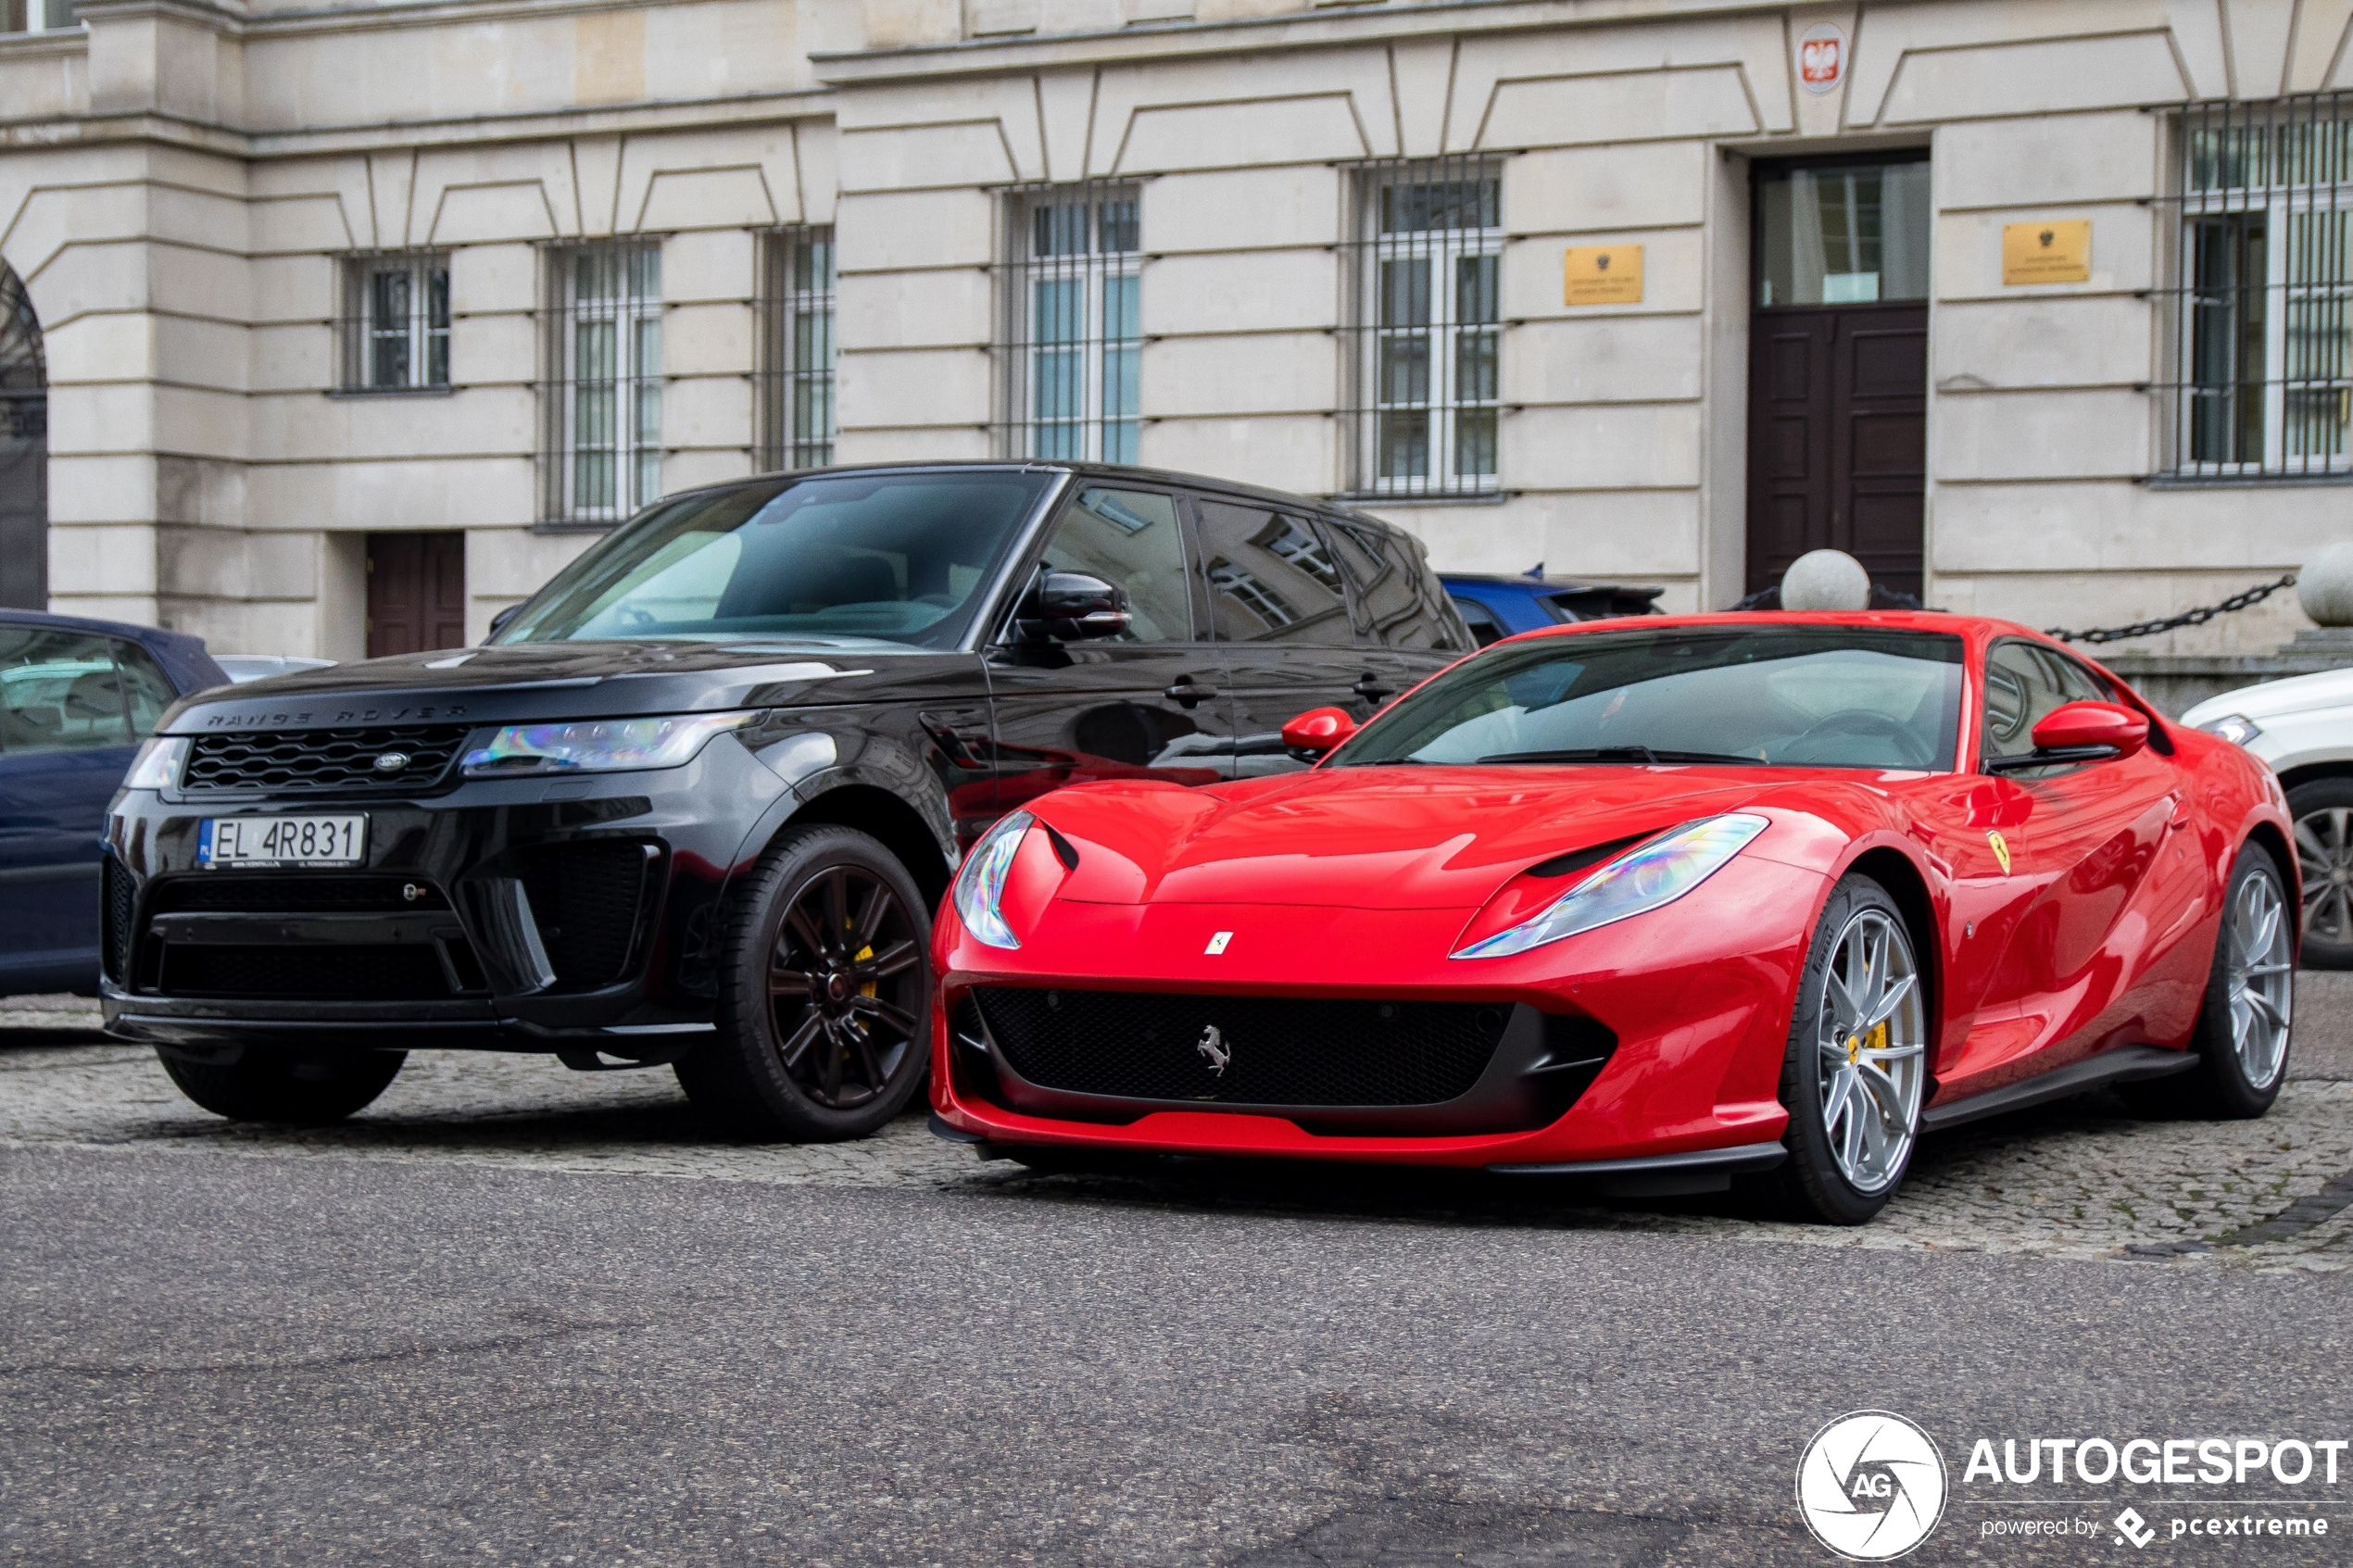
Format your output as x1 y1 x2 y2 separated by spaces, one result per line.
2043 573 2298 646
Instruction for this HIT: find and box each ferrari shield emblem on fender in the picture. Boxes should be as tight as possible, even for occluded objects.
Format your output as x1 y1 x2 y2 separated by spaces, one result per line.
1196 1025 1231 1076
1204 931 1233 955
1985 830 2012 875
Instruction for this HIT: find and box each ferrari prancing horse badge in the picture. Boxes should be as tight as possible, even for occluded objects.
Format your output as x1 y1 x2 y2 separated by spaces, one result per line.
1985 830 2012 874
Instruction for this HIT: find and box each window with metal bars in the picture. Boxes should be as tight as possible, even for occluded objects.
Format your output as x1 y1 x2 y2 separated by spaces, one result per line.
1342 157 1503 498
338 252 450 393
2 0 78 32
756 226 836 471
2160 95 2353 478
541 241 662 525
998 182 1141 464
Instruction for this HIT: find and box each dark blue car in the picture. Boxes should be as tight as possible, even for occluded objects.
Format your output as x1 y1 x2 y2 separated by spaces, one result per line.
1439 573 1665 646
1 610 226 997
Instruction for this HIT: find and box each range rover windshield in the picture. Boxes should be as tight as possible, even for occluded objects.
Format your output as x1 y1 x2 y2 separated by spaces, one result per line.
495 470 1056 647
1340 625 1967 771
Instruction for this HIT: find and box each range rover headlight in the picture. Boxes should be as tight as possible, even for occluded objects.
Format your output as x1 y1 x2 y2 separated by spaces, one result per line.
123 735 188 791
953 810 1034 950
1451 813 1769 960
2196 713 2263 747
459 711 755 777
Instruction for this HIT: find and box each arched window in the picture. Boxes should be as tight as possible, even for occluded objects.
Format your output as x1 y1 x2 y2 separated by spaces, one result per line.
0 264 44 610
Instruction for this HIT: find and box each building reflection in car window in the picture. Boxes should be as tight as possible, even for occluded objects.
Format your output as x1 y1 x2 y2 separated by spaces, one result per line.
1340 625 1966 771
1034 487 1191 643
493 470 1056 648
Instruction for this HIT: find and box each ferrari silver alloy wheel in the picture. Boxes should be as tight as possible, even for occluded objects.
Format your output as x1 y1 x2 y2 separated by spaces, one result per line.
2293 807 2353 948
1815 908 1928 1196
2226 864 2295 1091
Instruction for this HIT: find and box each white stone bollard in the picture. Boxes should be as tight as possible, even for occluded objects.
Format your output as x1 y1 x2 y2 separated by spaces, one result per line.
2297 542 2353 628
1780 549 1872 612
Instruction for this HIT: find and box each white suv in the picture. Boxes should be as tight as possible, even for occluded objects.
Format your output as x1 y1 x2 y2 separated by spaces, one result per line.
2185 668 2353 967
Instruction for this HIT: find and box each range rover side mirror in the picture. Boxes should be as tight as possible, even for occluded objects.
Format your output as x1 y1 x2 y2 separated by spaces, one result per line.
1015 571 1132 643
1281 706 1358 759
484 603 524 643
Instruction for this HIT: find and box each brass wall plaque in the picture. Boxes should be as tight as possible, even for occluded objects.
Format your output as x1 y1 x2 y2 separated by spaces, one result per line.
1564 245 1644 306
2002 220 2091 285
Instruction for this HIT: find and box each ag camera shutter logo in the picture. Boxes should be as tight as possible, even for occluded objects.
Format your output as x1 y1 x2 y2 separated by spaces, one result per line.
1797 1411 1948 1560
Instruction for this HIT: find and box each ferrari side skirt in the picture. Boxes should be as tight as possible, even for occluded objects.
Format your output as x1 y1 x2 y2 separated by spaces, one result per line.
1919 1045 2199 1134
1486 1140 1789 1197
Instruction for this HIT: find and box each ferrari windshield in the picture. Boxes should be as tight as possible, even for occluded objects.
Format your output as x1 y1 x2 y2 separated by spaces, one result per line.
1341 625 1966 771
494 470 1055 647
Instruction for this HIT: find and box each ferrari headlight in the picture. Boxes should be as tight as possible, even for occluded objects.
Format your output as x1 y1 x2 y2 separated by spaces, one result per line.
1452 813 1770 960
459 711 754 777
2197 712 2262 747
122 735 187 791
953 810 1034 950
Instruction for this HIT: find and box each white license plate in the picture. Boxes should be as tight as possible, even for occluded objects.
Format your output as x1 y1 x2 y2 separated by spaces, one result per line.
198 814 368 868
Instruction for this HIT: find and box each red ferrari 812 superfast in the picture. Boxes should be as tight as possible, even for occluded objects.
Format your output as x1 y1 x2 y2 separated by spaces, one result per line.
928 613 2295 1223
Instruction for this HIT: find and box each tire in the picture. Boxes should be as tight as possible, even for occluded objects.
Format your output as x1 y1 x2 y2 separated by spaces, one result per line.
2121 840 2294 1121
1772 875 1931 1225
673 823 932 1141
157 1047 405 1125
2287 778 2353 969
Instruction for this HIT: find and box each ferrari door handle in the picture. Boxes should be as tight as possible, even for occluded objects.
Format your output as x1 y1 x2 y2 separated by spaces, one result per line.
1164 679 1207 709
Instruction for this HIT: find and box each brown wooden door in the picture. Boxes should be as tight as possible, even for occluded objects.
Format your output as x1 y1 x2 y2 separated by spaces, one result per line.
366 532 467 658
1745 304 1927 600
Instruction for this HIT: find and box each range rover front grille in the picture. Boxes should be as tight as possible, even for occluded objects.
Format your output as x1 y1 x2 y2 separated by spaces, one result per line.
970 988 1510 1109
182 725 472 797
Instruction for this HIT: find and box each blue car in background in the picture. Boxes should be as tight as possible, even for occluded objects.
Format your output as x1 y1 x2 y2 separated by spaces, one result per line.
1439 572 1666 646
1 610 227 997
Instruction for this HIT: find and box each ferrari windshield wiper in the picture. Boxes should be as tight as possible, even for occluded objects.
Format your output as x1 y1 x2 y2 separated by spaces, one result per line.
1474 746 1758 766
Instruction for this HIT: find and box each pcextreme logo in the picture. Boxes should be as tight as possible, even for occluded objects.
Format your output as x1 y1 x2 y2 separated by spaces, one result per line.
1797 1411 1950 1561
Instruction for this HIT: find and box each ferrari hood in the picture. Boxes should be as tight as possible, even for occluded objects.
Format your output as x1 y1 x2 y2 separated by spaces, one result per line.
1036 765 1823 909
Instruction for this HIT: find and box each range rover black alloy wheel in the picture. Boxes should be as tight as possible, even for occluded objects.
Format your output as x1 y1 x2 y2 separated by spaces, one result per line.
676 823 932 1141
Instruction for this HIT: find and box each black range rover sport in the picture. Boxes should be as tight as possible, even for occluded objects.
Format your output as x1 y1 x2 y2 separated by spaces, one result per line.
103 463 1469 1139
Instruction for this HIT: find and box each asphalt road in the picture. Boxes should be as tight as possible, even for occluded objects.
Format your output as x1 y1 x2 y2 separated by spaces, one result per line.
2 988 2350 1566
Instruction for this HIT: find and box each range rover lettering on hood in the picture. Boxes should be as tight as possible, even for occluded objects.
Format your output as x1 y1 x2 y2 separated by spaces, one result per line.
202 704 470 728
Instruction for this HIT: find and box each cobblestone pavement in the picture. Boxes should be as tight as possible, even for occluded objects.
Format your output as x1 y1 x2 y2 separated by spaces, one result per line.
6 981 2352 1272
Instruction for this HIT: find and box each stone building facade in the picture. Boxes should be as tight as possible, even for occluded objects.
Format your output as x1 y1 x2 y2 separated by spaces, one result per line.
0 0 2346 658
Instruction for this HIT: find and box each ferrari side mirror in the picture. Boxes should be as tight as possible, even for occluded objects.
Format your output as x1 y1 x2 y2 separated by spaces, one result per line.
1282 706 1358 759
1987 700 2149 771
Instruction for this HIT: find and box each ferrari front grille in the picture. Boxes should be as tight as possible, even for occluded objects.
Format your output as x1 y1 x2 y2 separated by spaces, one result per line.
970 988 1509 1108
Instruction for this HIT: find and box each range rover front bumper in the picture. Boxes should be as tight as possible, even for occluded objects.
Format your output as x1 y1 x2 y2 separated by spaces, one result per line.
99 739 792 1055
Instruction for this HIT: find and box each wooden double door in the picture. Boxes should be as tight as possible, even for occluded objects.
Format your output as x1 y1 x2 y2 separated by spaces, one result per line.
1745 305 1927 600
366 532 467 659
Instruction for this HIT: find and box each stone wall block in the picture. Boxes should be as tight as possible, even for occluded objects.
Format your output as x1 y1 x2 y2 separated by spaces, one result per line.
837 346 992 431
1139 250 1338 335
1505 403 1703 490
1933 388 2149 482
836 190 995 272
837 267 992 352
1504 316 1705 406
1143 332 1336 419
1507 143 1707 234
1139 413 1330 495
1141 166 1340 254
